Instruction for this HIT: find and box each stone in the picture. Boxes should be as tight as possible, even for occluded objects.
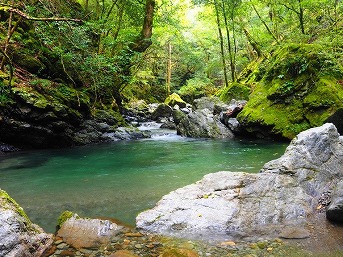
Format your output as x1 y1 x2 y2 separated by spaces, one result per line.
0 189 53 257
326 181 343 223
173 108 234 139
279 227 310 239
57 215 123 249
109 250 139 257
193 97 222 112
160 248 199 257
151 103 173 121
136 124 343 241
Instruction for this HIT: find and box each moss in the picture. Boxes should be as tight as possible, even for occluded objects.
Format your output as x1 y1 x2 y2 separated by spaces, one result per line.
13 52 46 74
57 210 76 227
219 82 250 103
0 189 33 228
165 93 187 108
237 43 343 139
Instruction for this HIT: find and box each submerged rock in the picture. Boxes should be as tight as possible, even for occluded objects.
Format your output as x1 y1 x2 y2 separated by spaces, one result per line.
0 189 53 257
136 123 343 241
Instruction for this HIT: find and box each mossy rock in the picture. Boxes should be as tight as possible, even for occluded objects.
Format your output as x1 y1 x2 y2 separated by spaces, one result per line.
165 93 187 108
13 52 46 74
57 210 78 228
219 82 251 103
92 109 126 126
0 189 32 228
237 43 343 139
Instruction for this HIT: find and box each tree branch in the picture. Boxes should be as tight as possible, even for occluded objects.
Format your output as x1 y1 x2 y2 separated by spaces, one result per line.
3 7 83 23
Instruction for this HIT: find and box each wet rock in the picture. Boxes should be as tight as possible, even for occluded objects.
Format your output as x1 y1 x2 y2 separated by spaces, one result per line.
0 142 19 152
110 250 139 257
160 248 199 257
326 181 343 223
113 127 148 140
151 103 173 121
279 227 311 239
0 189 53 257
225 118 241 133
57 214 124 249
219 100 246 123
136 123 343 241
193 97 222 112
173 108 234 139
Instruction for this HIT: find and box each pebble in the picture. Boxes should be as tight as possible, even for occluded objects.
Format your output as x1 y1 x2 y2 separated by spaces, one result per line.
54 239 64 245
134 244 142 249
56 243 68 249
47 226 310 257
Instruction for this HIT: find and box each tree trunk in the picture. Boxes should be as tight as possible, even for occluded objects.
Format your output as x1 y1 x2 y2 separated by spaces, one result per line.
242 26 262 58
251 1 279 43
130 0 156 53
221 0 235 82
166 41 172 96
214 0 229 87
298 0 305 34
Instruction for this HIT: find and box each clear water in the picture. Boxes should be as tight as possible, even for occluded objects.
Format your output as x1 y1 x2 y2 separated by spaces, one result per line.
0 133 287 233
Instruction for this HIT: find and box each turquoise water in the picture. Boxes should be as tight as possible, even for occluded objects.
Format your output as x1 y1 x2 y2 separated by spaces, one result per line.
0 136 287 233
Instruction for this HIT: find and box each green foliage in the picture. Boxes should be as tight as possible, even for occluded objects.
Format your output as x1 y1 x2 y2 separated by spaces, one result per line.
219 82 250 103
178 77 217 103
0 79 13 106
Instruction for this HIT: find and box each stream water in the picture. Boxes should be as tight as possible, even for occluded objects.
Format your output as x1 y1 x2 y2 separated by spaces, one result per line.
0 124 288 233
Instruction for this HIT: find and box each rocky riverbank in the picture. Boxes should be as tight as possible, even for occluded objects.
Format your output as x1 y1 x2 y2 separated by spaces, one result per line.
1 124 343 256
136 123 343 250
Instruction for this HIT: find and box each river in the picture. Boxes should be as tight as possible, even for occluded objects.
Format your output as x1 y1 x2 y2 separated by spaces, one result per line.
0 124 287 233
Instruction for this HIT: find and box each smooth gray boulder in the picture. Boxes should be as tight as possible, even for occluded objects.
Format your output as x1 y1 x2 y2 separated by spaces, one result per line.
0 189 53 257
136 123 343 241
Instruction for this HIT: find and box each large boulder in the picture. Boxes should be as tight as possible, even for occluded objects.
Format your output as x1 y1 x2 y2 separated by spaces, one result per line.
237 43 343 139
0 189 53 257
136 123 343 241
173 108 234 139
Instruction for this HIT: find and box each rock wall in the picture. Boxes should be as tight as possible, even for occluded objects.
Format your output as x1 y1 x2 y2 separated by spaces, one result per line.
136 123 343 241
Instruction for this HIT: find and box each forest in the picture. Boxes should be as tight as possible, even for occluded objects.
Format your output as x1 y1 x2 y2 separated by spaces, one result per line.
1 1 343 256
0 0 342 147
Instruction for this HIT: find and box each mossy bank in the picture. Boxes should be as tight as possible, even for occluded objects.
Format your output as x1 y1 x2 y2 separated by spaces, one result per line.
236 43 343 139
